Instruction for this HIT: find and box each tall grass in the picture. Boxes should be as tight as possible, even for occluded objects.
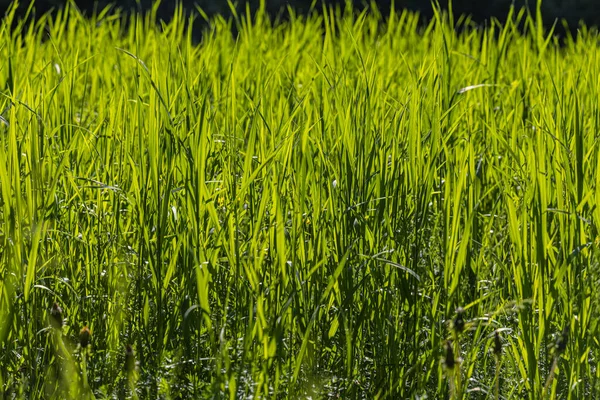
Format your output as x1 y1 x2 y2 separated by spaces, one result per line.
0 0 598 398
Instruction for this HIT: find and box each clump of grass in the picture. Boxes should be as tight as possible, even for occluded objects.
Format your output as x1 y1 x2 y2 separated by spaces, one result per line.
0 0 598 398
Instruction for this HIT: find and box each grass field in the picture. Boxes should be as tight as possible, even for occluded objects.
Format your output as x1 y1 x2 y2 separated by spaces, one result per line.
0 1 599 398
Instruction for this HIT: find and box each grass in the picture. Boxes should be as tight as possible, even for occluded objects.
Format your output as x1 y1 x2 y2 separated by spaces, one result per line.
0 0 599 398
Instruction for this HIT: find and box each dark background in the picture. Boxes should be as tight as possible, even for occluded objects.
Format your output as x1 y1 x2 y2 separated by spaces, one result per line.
2 1 599 31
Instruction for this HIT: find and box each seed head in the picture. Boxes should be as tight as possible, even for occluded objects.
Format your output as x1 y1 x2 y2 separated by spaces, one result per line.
125 345 136 374
50 303 63 329
555 325 569 355
79 326 91 349
452 307 465 334
443 340 455 370
493 330 502 356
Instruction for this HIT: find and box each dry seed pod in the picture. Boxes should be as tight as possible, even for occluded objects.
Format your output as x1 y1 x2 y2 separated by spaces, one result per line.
79 326 91 349
444 340 455 370
50 303 63 329
453 307 465 334
493 330 502 356
555 325 569 355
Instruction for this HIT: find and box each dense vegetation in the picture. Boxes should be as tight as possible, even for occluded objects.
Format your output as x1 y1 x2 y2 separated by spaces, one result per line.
0 1 599 398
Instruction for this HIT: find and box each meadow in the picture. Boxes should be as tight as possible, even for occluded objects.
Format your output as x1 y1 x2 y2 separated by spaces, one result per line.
0 1 599 398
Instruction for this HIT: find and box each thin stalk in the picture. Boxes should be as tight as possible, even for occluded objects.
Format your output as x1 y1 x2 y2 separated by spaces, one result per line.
454 338 463 399
494 354 500 400
542 357 559 399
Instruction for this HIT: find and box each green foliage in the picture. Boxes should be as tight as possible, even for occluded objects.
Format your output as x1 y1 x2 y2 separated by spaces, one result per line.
0 2 599 398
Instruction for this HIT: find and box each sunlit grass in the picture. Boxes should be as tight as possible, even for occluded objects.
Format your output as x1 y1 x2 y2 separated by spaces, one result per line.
0 0 598 398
